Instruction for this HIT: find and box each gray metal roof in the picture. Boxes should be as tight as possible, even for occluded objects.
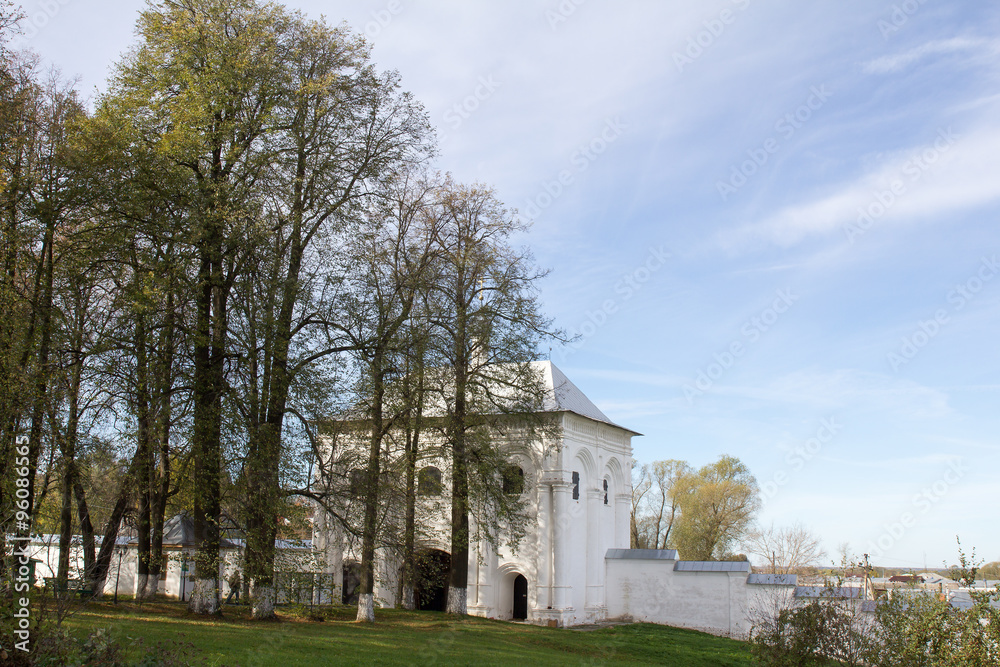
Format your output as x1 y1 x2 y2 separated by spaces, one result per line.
538 361 640 435
747 573 798 586
674 560 751 573
606 548 678 560
794 586 862 599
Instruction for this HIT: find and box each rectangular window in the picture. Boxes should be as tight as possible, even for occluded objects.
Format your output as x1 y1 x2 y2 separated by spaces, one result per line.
572 471 580 500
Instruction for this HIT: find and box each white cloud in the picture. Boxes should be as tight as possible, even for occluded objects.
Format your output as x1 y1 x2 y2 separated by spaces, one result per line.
718 119 1000 250
862 37 992 74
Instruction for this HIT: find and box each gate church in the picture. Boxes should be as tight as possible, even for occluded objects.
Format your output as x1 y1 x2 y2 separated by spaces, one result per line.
312 361 636 627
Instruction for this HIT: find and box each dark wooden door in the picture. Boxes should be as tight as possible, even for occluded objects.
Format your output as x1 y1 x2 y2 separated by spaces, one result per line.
513 574 528 620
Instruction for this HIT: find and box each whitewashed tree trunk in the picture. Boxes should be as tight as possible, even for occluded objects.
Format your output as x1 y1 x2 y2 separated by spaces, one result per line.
188 578 218 614
145 576 160 599
135 573 148 601
446 587 467 615
251 582 275 619
356 593 375 622
401 585 415 611
91 573 108 599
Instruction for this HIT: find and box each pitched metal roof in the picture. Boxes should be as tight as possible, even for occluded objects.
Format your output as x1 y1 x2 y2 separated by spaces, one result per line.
606 548 678 560
747 573 798 586
156 514 238 548
674 560 751 573
794 586 862 599
536 361 640 434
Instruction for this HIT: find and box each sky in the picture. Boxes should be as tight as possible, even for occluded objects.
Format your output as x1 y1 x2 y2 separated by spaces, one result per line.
10 0 1000 569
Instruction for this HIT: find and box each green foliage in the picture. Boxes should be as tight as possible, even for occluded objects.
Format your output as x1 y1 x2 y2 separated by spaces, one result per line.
750 581 1000 666
672 455 761 561
947 536 983 587
750 601 862 666
16 626 126 667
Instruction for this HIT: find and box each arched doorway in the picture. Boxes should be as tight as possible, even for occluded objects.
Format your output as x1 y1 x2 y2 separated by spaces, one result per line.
414 549 450 612
513 574 528 620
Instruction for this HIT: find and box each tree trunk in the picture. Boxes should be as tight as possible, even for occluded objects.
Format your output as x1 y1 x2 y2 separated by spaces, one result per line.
356 350 385 623
400 368 423 611
135 309 154 600
246 211 303 620
57 459 73 588
190 221 224 615
73 480 96 587
90 452 141 596
447 337 470 616
146 266 176 599
20 215 55 540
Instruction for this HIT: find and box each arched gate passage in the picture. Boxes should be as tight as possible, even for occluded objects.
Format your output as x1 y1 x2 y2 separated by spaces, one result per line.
414 549 451 612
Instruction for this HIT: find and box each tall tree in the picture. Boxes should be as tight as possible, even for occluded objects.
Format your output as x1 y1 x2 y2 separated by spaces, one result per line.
235 16 431 619
673 455 760 561
0 41 37 583
332 172 439 622
426 179 557 615
99 0 290 614
743 522 827 574
631 459 691 550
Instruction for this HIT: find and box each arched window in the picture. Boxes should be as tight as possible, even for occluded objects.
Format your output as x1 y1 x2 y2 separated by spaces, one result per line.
603 479 609 505
418 466 443 496
572 471 580 500
502 465 524 495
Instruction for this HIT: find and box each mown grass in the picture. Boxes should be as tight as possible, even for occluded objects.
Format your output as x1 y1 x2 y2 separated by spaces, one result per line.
59 601 753 666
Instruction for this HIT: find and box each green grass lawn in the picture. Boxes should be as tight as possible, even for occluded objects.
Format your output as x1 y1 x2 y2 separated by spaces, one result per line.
56 601 753 666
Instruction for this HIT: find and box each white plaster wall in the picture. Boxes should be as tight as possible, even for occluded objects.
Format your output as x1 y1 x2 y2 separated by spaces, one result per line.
606 556 802 637
606 558 750 635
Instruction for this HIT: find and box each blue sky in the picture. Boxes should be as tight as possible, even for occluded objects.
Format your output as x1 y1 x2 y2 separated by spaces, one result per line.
13 0 1000 568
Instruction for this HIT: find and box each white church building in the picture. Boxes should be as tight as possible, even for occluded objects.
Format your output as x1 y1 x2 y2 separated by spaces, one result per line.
312 360 799 634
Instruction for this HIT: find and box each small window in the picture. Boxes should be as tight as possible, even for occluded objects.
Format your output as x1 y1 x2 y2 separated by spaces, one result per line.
603 479 609 505
572 471 580 500
418 467 443 496
502 465 524 495
349 469 366 497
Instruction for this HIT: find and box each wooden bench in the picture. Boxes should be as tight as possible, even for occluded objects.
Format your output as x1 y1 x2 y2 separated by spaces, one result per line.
44 577 94 599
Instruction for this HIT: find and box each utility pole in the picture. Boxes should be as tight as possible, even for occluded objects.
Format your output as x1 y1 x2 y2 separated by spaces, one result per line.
862 553 872 600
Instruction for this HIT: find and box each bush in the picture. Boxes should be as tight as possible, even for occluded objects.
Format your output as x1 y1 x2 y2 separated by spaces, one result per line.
25 626 126 667
749 587 1000 666
749 599 868 666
